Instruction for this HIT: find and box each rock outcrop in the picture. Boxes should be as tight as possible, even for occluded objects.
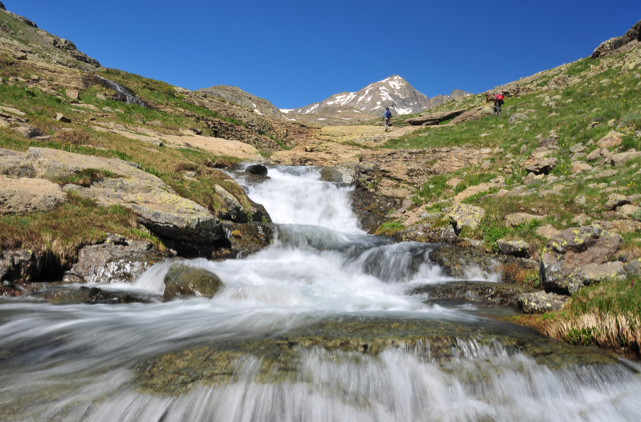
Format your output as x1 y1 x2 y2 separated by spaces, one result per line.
63 238 169 284
406 109 466 126
592 20 641 58
448 203 485 233
541 225 623 294
0 147 226 243
0 176 66 214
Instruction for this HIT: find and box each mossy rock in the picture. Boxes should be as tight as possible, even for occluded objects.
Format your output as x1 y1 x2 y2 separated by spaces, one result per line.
163 264 223 299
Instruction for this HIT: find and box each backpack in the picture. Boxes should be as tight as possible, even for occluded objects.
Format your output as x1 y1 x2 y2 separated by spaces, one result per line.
495 94 504 101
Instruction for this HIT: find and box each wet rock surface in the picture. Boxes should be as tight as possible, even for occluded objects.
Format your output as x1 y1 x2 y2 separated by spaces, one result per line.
63 239 169 284
135 316 620 396
244 164 268 177
428 245 539 281
163 264 223 299
32 285 149 304
350 186 401 234
408 281 537 308
0 249 44 284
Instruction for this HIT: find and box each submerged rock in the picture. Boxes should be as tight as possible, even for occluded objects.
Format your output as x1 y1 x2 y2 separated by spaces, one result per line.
163 263 223 299
245 164 268 177
63 240 169 284
32 286 149 304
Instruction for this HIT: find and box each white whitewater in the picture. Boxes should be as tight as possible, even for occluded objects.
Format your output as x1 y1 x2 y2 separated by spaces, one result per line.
0 166 640 421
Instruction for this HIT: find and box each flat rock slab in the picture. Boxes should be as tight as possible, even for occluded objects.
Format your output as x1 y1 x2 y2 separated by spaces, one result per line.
409 281 537 308
160 134 264 162
0 147 224 243
0 176 66 214
518 291 568 314
448 203 485 232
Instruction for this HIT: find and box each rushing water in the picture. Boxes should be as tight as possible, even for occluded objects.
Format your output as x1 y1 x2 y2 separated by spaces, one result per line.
95 75 150 108
1 166 641 421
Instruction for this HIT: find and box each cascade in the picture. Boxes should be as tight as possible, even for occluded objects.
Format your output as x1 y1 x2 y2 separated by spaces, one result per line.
1 166 640 421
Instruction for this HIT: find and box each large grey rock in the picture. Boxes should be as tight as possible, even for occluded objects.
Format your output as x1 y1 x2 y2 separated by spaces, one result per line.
63 240 168 284
0 250 44 283
163 263 223 299
447 203 485 233
508 113 529 124
13 125 43 139
566 262 626 290
518 291 569 314
244 164 268 177
547 75 569 90
496 239 530 257
523 156 558 174
320 165 356 184
214 184 245 223
0 176 65 214
604 193 629 210
0 2 5 11
625 258 641 276
541 225 622 294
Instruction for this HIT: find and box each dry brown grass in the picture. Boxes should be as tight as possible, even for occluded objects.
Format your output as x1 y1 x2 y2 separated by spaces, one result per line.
52 129 92 145
615 242 641 262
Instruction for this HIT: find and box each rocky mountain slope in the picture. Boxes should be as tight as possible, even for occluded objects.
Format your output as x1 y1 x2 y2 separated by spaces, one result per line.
197 85 287 120
284 75 470 122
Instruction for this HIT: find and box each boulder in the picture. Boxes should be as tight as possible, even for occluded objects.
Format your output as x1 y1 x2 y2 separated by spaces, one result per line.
496 239 530 257
567 262 626 289
538 137 558 148
612 151 641 167
523 172 543 184
244 164 268 177
0 176 66 214
452 177 505 202
65 89 79 100
406 109 466 126
518 291 569 314
604 193 629 210
571 162 593 173
504 213 544 227
0 250 44 283
541 225 622 294
508 113 529 124
572 214 591 226
595 169 618 179
625 259 641 276
617 204 641 219
13 125 43 139
214 184 245 223
523 156 558 174
447 203 485 233
63 240 168 284
574 195 587 206
596 131 624 149
320 165 356 184
536 224 561 239
55 113 71 123
0 2 5 11
163 263 223 299
586 149 602 161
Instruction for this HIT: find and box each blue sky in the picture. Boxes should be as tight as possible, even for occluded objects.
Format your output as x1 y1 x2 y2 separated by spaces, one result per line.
6 0 641 109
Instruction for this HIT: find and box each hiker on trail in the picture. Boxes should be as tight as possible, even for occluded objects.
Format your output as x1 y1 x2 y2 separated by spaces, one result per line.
493 92 504 116
384 107 392 131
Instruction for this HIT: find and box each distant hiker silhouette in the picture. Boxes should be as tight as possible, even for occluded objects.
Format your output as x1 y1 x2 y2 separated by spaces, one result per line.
384 107 392 131
488 92 504 116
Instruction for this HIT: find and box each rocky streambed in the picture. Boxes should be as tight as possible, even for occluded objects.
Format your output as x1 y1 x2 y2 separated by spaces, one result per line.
2 165 641 421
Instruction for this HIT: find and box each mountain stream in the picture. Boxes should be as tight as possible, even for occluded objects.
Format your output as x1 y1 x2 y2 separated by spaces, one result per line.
1 166 641 421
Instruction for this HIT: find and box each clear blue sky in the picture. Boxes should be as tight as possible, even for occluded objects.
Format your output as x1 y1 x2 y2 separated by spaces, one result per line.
6 0 641 109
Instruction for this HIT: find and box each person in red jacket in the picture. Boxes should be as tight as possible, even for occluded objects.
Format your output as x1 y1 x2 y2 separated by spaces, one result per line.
493 92 504 116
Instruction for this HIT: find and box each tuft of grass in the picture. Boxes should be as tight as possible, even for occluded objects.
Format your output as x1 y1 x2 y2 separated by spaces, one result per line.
375 221 405 236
